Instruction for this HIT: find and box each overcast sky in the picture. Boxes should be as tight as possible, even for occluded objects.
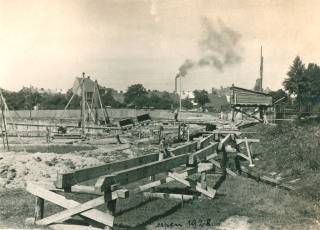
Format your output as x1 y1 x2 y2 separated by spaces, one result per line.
1 0 320 93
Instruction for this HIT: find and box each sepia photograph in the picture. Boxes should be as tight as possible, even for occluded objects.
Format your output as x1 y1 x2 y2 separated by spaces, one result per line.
1 0 320 229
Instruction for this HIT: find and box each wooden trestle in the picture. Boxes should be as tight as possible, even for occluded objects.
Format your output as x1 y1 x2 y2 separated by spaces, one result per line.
26 130 259 229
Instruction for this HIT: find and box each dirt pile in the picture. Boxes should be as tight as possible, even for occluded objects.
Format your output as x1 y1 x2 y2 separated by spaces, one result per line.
0 142 144 189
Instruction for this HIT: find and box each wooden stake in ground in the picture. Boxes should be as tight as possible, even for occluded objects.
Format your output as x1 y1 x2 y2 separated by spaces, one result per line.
34 197 44 223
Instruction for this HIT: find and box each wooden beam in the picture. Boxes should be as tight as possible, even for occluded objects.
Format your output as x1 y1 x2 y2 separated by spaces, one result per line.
50 224 103 230
232 107 264 122
26 183 114 227
218 134 231 150
197 134 215 149
32 182 120 196
189 143 218 164
208 159 237 177
236 139 260 145
34 197 44 222
168 172 216 198
168 142 197 156
36 196 106 226
55 153 159 188
206 153 218 161
95 154 190 192
143 192 195 200
196 143 218 161
245 138 254 166
137 167 197 192
237 153 250 161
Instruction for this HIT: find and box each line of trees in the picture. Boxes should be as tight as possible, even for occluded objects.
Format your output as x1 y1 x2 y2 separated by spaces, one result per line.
282 56 320 113
1 84 179 110
1 83 214 111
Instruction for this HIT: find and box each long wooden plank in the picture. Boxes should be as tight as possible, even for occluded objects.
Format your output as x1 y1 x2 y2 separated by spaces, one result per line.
50 224 103 230
55 153 159 188
168 142 197 156
197 134 215 149
137 163 213 193
218 134 231 150
137 167 197 192
236 139 260 145
168 172 216 198
208 159 237 177
36 196 106 226
191 143 218 164
143 192 195 200
245 137 254 166
26 183 114 227
32 182 128 198
237 153 250 161
95 153 189 192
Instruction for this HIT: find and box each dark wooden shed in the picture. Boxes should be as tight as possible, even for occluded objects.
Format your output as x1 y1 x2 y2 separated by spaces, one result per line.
230 86 272 107
230 85 272 123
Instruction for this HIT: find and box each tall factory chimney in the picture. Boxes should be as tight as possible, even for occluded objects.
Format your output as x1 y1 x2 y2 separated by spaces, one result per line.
174 74 180 93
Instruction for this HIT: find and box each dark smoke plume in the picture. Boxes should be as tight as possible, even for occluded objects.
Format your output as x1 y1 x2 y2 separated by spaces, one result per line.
178 18 243 77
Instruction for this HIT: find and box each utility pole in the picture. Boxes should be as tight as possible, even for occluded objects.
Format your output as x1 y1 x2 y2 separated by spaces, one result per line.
94 80 99 125
179 75 182 120
81 72 86 137
260 46 263 92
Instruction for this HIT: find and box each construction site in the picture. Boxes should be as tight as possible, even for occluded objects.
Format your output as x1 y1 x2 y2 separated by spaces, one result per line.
2 1 320 228
1 67 320 230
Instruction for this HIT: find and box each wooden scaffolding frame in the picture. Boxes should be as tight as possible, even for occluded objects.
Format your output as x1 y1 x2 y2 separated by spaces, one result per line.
26 130 259 229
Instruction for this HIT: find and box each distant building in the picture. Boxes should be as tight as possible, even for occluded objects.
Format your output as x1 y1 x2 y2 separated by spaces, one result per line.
72 76 107 101
20 86 61 94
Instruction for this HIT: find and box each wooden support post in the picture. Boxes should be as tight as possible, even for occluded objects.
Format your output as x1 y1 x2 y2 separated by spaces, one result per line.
168 172 216 198
34 196 44 223
149 175 155 193
249 143 253 158
245 137 254 167
214 133 219 142
104 185 117 230
187 125 190 141
178 125 181 141
201 171 207 190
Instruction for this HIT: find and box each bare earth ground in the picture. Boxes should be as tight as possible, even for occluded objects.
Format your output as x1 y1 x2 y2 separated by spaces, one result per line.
1 119 320 229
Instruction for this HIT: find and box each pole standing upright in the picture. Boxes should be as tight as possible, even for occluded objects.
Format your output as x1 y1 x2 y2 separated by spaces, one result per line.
260 46 263 92
81 72 86 137
179 75 182 120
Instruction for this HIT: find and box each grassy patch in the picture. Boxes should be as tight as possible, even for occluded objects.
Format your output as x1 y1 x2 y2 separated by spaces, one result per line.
243 120 320 180
3 174 319 229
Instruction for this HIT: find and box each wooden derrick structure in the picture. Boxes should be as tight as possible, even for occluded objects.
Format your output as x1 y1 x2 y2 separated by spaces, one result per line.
26 130 259 229
230 85 272 123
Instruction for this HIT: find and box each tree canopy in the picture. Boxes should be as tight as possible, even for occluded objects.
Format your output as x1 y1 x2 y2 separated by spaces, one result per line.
283 56 306 101
124 84 148 108
193 89 210 111
283 56 320 112
181 97 193 110
268 89 290 103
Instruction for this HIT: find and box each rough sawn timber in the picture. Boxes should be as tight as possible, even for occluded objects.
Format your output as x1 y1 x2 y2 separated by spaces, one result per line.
55 153 159 188
26 183 114 227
